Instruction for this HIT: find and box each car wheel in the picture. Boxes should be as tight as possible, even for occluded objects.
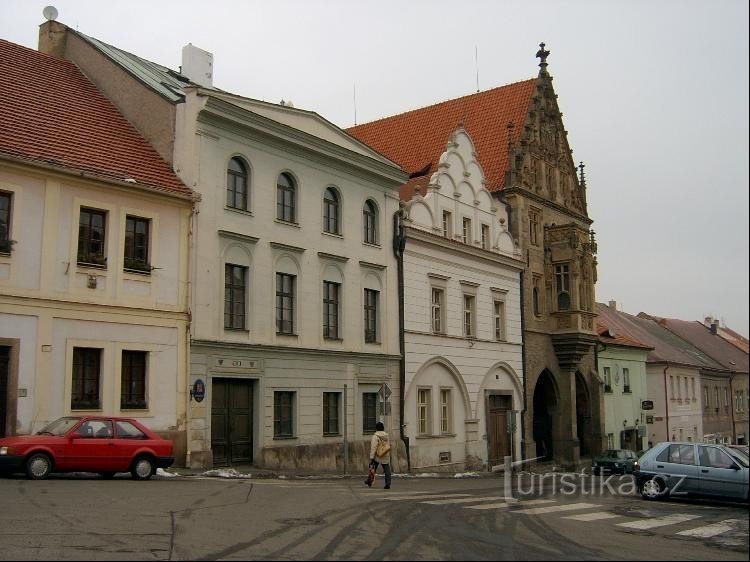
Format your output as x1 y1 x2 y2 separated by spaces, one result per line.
640 477 666 500
131 456 155 480
100 472 116 480
25 453 53 480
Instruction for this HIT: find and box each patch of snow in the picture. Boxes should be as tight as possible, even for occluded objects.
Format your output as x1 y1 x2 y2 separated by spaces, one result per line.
200 468 253 479
453 472 480 478
156 468 178 478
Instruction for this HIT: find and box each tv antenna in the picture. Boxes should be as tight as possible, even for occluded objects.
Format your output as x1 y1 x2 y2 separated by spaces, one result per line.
43 6 58 21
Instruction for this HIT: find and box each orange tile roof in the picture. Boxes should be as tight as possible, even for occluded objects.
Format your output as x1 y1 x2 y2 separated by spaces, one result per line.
596 323 653 350
346 78 537 198
0 40 192 198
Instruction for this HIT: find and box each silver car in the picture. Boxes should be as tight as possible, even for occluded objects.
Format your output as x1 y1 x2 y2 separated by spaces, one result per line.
634 442 749 501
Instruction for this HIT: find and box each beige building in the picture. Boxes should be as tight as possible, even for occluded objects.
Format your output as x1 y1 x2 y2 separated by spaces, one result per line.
36 21 408 470
348 45 603 468
0 39 194 462
399 128 525 471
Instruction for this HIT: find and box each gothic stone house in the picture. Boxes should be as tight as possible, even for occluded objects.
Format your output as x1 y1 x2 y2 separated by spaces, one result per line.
348 45 603 467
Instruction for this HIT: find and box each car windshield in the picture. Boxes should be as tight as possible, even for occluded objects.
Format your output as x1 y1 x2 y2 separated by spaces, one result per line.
36 416 81 436
726 447 749 467
603 450 623 459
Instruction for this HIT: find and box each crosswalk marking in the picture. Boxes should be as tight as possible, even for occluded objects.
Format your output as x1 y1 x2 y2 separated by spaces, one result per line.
380 493 471 501
513 502 600 515
617 513 701 530
422 496 510 505
676 519 742 538
563 511 621 522
464 499 555 511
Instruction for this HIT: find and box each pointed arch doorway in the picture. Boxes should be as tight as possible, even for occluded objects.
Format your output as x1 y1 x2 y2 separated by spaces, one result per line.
532 370 557 461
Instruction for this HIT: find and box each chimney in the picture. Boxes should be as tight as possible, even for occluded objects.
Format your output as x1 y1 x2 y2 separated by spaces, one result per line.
704 316 714 327
608 300 617 310
38 20 68 58
181 43 213 88
710 321 719 335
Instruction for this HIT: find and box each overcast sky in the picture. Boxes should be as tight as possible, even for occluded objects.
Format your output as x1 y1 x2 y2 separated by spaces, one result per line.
2 0 748 335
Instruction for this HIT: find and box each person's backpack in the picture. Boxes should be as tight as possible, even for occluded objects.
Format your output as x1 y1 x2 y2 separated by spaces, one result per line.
375 436 391 457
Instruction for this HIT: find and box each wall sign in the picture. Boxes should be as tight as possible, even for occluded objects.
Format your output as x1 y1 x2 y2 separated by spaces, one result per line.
192 379 206 403
641 400 654 410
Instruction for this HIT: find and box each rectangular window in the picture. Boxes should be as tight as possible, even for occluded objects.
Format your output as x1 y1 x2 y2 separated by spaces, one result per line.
723 388 729 411
554 264 570 311
224 264 248 330
431 288 444 334
463 294 475 337
603 367 612 392
273 391 295 438
77 208 107 266
677 376 683 399
481 223 490 250
364 289 379 343
121 350 147 409
124 215 150 272
442 210 452 238
0 191 11 252
714 387 719 411
691 378 696 401
363 392 378 433
462 217 472 244
529 209 540 246
323 281 340 339
440 388 452 434
607 433 615 449
71 347 101 409
323 392 341 436
703 386 709 409
493 300 506 341
623 368 631 393
418 388 432 436
276 273 296 334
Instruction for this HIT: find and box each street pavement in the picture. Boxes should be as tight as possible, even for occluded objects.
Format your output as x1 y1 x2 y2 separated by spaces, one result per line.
0 471 747 560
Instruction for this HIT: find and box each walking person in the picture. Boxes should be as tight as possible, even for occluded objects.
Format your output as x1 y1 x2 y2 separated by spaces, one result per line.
364 421 392 489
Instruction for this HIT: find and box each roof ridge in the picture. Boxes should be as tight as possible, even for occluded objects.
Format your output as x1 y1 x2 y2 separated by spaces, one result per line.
348 77 537 130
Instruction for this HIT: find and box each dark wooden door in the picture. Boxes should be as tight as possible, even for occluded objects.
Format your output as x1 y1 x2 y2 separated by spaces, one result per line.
211 379 253 466
487 395 512 468
0 346 8 437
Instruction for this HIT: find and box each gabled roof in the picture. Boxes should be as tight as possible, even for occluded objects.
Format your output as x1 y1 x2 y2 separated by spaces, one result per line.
0 40 192 198
637 314 749 375
595 303 725 370
346 78 537 198
596 323 653 351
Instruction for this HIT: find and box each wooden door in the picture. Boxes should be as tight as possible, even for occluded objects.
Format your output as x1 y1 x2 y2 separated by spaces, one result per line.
487 395 512 469
211 379 253 466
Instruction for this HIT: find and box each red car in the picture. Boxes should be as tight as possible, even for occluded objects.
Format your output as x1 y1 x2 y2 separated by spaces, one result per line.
0 416 174 480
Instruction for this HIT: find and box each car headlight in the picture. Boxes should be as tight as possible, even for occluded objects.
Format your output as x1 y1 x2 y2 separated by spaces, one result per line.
614 463 620 467
0 446 8 455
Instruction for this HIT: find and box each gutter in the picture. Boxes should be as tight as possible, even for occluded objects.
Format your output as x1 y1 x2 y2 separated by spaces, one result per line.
392 209 410 471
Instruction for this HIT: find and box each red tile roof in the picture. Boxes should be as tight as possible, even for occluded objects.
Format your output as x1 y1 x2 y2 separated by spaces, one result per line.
596 323 653 350
346 79 537 199
0 40 192 199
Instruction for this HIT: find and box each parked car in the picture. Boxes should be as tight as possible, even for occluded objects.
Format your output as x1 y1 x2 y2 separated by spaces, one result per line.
592 449 638 474
634 441 749 501
0 416 174 480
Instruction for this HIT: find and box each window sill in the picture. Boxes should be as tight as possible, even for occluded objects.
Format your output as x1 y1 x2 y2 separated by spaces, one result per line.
364 340 381 346
70 407 103 412
274 219 300 228
362 241 381 249
77 262 107 271
123 268 152 276
322 231 343 239
225 327 250 333
276 332 298 338
225 206 253 217
120 407 150 413
415 434 455 439
273 436 298 441
323 433 342 438
324 337 343 342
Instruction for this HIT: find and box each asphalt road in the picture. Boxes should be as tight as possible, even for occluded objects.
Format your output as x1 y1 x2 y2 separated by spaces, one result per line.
0 472 747 560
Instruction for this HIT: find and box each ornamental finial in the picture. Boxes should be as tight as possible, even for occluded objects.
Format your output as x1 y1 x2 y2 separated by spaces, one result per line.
536 42 550 71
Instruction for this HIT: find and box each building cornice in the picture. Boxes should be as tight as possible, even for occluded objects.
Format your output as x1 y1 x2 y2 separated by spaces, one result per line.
218 230 259 245
191 339 401 361
499 185 593 225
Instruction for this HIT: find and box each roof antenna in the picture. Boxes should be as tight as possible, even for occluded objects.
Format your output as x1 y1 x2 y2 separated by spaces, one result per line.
475 46 480 92
353 81 357 126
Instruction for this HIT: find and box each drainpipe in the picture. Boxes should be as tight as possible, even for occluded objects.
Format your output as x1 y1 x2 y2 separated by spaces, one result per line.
392 209 410 471
729 373 737 444
519 268 527 464
663 363 670 442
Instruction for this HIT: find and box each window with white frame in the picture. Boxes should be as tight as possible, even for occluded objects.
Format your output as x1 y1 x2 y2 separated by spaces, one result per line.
418 388 432 436
323 281 340 339
431 287 445 334
463 294 475 338
227 157 249 211
481 223 490 250
364 288 379 343
274 391 295 438
493 299 506 341
603 367 612 392
276 173 296 223
363 200 378 244
440 388 452 434
225 264 248 330
442 210 452 238
276 273 296 335
71 347 101 409
623 368 631 393
462 217 472 244
323 187 340 235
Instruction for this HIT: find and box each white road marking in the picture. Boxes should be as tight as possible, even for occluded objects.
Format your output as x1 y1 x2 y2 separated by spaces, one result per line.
513 502 601 515
422 496 510 505
617 513 701 530
563 511 621 522
380 493 471 501
464 499 556 511
676 519 743 538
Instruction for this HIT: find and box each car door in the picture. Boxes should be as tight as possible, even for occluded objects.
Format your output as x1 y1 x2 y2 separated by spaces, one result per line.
65 419 115 472
111 420 149 471
698 445 748 499
653 443 701 494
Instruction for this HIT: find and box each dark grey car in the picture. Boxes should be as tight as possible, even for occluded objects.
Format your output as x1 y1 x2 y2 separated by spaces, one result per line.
634 442 749 501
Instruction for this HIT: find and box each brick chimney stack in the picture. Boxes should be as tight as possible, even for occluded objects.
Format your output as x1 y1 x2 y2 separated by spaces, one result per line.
608 300 617 310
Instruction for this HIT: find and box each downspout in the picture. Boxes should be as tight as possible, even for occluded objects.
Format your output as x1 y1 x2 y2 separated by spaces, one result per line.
184 199 197 469
392 209 410 471
729 373 737 444
519 264 527 463
663 363 670 442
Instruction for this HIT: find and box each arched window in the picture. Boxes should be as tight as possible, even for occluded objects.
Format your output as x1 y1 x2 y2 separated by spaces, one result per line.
323 187 340 234
363 200 378 244
276 173 296 223
227 157 248 210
